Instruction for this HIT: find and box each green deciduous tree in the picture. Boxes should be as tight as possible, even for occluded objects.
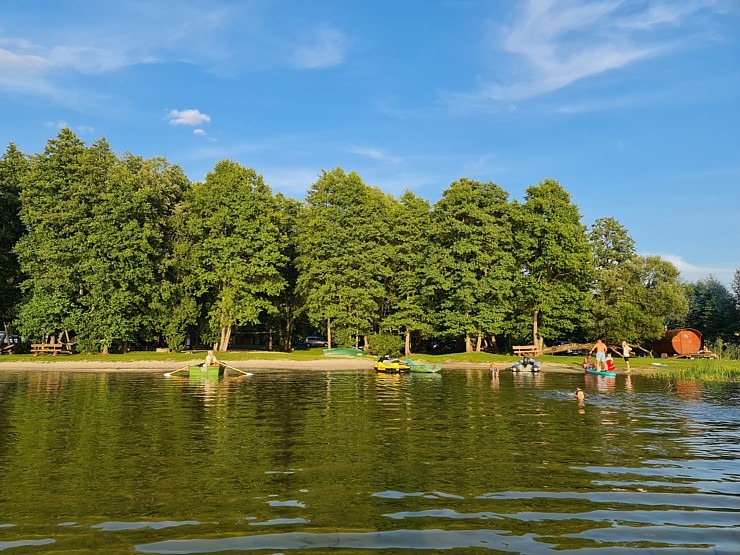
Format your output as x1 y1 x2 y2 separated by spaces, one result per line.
14 129 93 341
0 143 28 340
431 178 515 352
380 191 434 355
296 167 392 348
183 160 286 351
511 179 594 348
269 193 303 351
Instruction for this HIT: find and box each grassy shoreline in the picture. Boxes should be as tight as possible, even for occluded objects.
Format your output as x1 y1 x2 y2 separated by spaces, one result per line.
1 349 738 380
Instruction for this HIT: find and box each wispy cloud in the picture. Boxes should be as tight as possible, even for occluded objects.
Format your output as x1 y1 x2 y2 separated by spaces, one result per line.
347 146 402 164
288 27 347 69
168 109 211 126
645 252 735 286
44 121 95 134
262 167 321 198
456 0 728 105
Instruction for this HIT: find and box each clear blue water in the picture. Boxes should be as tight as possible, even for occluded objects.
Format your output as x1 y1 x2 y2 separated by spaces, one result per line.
0 368 737 553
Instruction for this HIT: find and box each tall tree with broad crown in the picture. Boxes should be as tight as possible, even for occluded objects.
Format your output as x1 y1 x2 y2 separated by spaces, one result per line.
184 160 286 351
14 129 96 342
380 191 434 356
431 178 515 352
296 168 392 349
511 179 594 349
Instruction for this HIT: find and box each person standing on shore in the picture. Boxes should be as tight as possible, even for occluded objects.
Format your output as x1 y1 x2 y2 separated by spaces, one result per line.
621 341 632 373
589 339 608 371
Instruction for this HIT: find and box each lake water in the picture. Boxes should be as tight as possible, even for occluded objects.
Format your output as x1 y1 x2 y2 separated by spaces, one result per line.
0 368 738 554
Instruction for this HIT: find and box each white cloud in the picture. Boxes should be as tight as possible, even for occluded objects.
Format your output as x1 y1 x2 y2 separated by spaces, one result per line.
645 252 735 286
288 27 346 69
458 0 727 104
168 109 211 126
193 128 206 135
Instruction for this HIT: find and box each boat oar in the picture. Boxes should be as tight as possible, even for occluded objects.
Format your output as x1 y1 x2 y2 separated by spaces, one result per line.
221 362 253 377
164 364 191 378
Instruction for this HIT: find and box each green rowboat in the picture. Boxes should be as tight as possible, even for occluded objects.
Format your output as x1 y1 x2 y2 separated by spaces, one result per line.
189 363 225 378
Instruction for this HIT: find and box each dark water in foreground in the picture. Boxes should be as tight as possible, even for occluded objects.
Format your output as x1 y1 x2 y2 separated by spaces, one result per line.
0 368 738 554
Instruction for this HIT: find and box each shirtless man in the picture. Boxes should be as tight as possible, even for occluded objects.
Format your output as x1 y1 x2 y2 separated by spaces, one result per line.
589 339 608 371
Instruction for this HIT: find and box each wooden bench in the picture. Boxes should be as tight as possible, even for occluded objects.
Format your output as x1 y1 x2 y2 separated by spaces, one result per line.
513 345 540 357
1 343 15 355
31 343 72 356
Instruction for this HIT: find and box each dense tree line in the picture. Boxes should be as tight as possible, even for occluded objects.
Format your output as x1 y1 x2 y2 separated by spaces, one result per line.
1 130 739 356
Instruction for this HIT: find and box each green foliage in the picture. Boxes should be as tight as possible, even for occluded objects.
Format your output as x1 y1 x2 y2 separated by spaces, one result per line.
430 178 515 351
5 129 722 355
380 191 435 353
0 143 28 328
589 254 688 344
183 160 286 351
296 168 392 345
683 276 739 345
366 332 404 357
590 217 636 269
510 179 594 345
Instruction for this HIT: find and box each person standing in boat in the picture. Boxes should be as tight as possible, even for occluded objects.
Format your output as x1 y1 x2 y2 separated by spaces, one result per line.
205 349 219 367
621 341 632 372
589 339 607 371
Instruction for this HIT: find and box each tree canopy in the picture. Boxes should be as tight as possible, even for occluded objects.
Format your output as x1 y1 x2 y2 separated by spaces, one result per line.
2 129 734 357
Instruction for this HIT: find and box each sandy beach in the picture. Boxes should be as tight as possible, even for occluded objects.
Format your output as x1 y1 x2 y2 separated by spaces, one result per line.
0 357 582 373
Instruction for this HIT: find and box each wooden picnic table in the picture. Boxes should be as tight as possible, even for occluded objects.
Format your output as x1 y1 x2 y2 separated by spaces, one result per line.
513 345 540 357
31 343 72 356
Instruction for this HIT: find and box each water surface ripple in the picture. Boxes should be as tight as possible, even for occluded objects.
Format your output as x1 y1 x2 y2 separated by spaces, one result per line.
0 369 737 553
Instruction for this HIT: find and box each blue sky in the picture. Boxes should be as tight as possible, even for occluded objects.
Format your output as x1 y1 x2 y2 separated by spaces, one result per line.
1 0 738 285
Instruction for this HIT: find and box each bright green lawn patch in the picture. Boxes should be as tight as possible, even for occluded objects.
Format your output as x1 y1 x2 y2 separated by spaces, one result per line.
0 348 330 364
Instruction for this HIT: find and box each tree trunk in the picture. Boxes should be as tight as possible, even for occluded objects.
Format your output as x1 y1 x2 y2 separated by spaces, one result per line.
219 324 232 352
405 329 411 357
465 332 473 353
476 333 483 352
489 334 499 354
326 317 332 349
102 344 109 355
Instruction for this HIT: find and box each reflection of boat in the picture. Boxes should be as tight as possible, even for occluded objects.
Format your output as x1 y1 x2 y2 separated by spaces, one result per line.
586 368 616 377
323 348 365 357
408 363 442 373
374 358 410 373
189 363 225 378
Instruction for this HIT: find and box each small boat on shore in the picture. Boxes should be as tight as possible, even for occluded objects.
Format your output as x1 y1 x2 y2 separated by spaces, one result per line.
323 348 365 357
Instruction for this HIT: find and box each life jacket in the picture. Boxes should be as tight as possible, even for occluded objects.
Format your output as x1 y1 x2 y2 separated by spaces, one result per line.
605 358 616 371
